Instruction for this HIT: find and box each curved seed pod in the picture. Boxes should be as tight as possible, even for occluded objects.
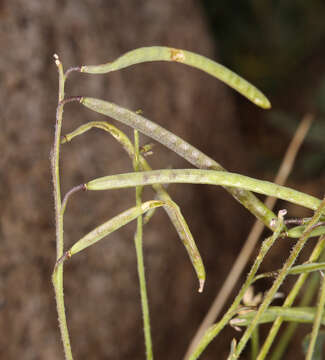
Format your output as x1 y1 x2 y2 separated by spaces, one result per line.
68 199 205 292
69 200 164 255
62 121 205 290
81 46 270 109
163 199 205 292
84 169 322 214
230 306 325 327
79 97 277 230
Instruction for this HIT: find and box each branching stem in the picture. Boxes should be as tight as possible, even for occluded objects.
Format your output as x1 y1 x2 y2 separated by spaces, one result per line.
51 55 74 360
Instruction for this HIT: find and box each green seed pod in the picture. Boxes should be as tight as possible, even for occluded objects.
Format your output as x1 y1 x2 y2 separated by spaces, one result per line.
68 198 205 292
287 225 325 238
230 306 325 327
81 46 271 109
78 96 278 231
84 168 322 214
69 200 164 255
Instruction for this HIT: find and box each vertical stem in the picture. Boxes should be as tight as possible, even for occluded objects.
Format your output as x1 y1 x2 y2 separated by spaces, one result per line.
306 270 325 359
251 326 259 360
264 235 325 360
133 130 153 359
270 241 325 360
188 212 285 360
243 198 325 360
51 55 73 360
184 115 312 360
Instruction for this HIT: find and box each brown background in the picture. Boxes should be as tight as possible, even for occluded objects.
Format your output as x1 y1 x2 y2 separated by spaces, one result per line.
0 1 324 359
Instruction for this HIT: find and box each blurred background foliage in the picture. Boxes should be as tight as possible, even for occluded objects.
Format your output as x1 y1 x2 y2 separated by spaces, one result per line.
202 0 325 178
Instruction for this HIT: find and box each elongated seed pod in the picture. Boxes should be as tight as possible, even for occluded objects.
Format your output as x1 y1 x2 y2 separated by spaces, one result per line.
62 121 205 291
84 169 322 213
79 96 278 230
69 200 164 255
68 198 205 291
230 306 325 327
81 46 270 109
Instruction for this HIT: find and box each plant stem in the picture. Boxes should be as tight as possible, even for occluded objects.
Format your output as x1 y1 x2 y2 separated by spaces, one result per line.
188 211 285 360
133 130 153 359
250 199 325 360
51 55 73 360
306 268 325 359
251 327 259 360
184 114 312 359
260 235 325 360
270 241 325 360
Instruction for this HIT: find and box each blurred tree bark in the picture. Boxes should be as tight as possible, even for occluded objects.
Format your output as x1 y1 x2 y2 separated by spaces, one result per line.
0 1 250 359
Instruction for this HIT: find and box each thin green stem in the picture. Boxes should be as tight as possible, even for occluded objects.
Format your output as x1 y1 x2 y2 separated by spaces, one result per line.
188 211 285 360
250 199 325 360
260 234 325 360
185 115 312 360
251 326 259 360
306 270 325 360
133 130 153 359
51 55 73 359
270 243 325 360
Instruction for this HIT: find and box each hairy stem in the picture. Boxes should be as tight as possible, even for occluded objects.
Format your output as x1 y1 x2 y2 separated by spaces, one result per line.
51 55 73 360
267 235 325 359
184 114 313 359
233 198 325 360
188 211 285 360
270 242 325 360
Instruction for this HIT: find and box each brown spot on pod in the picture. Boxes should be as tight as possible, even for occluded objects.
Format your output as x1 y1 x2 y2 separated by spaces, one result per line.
170 48 185 62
